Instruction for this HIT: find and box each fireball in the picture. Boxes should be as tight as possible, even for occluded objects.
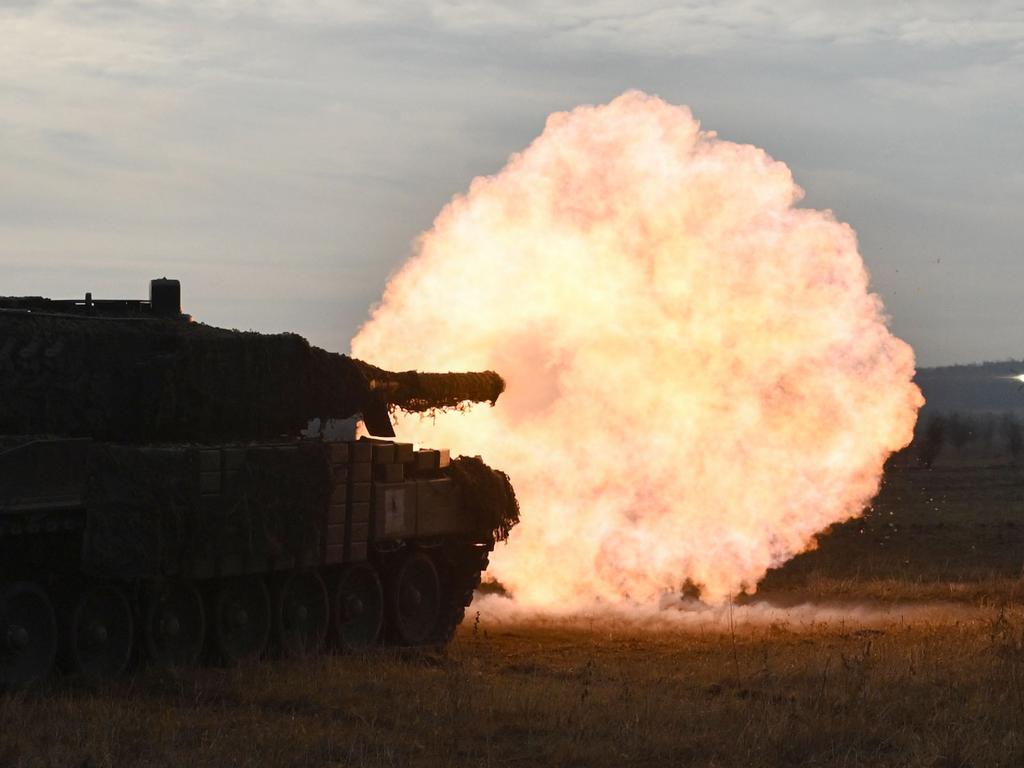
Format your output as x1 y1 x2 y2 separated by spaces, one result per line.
353 91 923 607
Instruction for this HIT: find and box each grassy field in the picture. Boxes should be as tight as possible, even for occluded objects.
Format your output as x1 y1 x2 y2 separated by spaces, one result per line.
758 463 1024 604
4 464 1024 768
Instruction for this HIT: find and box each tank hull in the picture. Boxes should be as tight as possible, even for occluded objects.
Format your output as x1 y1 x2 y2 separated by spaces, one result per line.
0 435 517 684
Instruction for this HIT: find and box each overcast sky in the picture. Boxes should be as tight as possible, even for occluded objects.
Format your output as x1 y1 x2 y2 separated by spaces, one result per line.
2 1 1021 366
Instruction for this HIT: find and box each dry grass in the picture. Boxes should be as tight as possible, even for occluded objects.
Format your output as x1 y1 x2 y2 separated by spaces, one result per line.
4 463 1024 767
4 611 1024 767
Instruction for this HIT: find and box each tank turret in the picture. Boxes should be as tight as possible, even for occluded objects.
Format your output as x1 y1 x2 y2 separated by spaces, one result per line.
0 279 505 442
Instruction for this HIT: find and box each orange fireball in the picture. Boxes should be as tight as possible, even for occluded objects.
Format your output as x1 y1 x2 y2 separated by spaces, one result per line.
353 91 923 608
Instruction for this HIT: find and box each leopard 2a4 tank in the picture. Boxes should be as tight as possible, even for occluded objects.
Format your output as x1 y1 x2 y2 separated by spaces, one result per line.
0 278 518 686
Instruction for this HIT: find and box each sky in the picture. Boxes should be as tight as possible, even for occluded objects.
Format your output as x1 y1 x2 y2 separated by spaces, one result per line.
1 1 1022 367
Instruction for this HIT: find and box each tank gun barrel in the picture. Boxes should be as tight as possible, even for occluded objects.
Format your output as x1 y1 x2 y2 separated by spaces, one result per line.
354 362 505 413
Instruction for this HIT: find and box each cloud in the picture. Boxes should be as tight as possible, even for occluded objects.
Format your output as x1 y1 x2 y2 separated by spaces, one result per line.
1 0 1022 365
423 1 1024 54
7 1 1024 73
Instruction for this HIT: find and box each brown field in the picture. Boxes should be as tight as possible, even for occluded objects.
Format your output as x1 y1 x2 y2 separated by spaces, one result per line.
4 464 1024 768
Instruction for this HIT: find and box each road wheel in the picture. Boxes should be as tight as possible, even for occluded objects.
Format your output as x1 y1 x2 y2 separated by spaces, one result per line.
64 585 134 680
211 577 271 665
332 564 383 651
389 552 441 646
144 580 205 670
0 582 57 688
275 571 329 657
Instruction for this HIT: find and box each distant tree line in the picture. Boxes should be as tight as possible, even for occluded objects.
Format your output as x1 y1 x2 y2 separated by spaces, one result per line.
889 411 1024 469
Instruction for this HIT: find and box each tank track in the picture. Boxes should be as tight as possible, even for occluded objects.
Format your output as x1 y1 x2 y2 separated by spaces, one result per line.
0 538 494 688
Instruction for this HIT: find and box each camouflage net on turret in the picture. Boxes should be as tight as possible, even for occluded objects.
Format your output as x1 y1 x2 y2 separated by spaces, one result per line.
0 312 504 443
447 456 520 542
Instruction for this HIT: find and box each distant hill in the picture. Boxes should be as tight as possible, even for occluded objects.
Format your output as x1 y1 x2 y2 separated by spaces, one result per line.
916 360 1024 415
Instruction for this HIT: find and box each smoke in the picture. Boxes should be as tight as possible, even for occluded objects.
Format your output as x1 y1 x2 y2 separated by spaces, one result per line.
470 594 990 633
353 91 923 608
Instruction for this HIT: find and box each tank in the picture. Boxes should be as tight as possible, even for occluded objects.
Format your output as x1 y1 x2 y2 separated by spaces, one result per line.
0 279 519 686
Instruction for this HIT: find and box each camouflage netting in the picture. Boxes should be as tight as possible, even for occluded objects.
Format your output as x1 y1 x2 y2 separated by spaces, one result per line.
356 362 505 412
447 456 520 542
225 444 332 567
82 442 333 578
83 444 197 577
0 312 504 443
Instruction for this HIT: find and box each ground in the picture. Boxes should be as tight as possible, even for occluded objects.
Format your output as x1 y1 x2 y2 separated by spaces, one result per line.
3 464 1024 768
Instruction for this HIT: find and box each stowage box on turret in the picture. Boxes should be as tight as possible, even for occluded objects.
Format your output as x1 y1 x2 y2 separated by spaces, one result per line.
0 279 518 686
